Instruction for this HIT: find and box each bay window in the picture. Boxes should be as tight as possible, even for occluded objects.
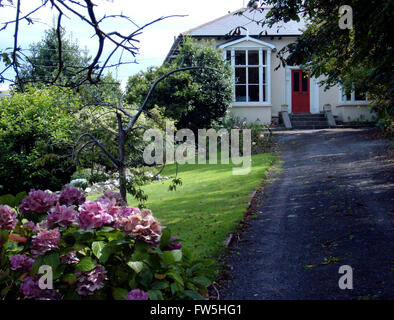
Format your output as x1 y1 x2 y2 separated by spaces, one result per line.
340 86 369 104
225 47 270 104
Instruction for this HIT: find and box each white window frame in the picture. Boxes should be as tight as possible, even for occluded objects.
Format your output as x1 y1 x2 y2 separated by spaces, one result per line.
218 36 274 106
339 85 369 105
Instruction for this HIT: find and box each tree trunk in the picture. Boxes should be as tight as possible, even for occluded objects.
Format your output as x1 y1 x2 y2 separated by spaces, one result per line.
117 113 127 204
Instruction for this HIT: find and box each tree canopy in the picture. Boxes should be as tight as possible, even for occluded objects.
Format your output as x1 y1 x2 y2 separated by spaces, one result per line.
125 38 233 132
242 0 393 133
19 27 90 86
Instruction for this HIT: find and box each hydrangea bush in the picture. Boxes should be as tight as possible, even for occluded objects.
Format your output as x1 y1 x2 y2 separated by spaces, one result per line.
0 186 216 300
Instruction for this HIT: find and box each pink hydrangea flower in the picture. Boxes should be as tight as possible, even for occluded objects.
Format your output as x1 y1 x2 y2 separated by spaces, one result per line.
125 289 149 300
113 206 140 228
19 189 58 215
59 185 86 206
0 205 18 230
97 191 124 206
31 228 60 256
47 203 77 228
76 265 107 296
119 209 162 246
9 254 35 273
78 201 114 230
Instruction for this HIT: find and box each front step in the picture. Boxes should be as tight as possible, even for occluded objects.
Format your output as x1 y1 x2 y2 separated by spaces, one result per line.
289 113 331 129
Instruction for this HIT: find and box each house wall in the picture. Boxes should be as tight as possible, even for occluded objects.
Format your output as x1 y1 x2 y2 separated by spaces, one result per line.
195 37 374 124
215 37 296 124
336 105 377 122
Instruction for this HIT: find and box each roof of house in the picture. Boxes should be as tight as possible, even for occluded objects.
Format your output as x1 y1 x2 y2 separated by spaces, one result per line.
183 8 306 36
164 8 306 63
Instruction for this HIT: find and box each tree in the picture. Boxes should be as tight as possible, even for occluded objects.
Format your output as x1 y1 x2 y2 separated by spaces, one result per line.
74 66 216 203
125 38 233 132
240 0 393 133
19 27 90 86
0 0 184 88
0 86 79 195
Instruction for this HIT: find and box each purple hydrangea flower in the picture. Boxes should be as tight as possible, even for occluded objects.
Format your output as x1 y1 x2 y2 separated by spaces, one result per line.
0 205 18 230
125 289 149 300
78 201 114 230
31 228 60 256
47 203 77 228
163 237 182 251
20 276 60 300
9 254 35 273
59 185 86 206
97 191 124 206
19 189 58 215
23 221 35 230
61 252 79 265
76 265 107 296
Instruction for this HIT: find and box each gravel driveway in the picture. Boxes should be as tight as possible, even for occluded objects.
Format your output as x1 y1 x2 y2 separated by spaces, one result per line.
221 128 394 300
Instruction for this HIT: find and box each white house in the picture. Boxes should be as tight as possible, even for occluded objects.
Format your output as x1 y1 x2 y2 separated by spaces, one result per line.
165 8 375 125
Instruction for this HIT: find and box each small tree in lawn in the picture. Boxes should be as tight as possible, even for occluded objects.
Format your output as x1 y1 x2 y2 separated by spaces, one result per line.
74 67 217 204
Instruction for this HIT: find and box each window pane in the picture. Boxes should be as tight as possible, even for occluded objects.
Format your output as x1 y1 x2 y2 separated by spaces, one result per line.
355 89 366 100
248 85 259 101
235 85 246 102
226 50 231 62
293 71 299 92
235 50 246 65
248 67 259 84
248 50 259 65
262 51 266 65
262 67 266 84
301 72 308 92
262 84 266 101
235 67 246 84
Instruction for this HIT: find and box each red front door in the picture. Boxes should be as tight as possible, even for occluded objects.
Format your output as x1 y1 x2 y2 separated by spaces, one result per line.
291 70 310 113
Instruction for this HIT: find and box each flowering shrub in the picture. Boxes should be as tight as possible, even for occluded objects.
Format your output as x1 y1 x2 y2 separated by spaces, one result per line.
0 186 216 300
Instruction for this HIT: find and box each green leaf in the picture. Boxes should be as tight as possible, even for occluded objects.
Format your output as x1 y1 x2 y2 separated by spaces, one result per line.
92 241 106 258
135 239 149 252
112 287 129 300
127 261 144 274
193 276 211 287
76 256 97 272
30 256 44 275
160 228 171 248
171 250 182 262
43 252 60 270
53 264 66 280
184 290 204 300
166 271 184 286
62 273 77 285
162 251 175 265
147 289 164 300
151 281 169 290
92 241 111 263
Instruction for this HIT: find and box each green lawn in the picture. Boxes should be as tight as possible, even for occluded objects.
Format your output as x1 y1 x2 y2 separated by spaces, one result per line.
90 153 276 258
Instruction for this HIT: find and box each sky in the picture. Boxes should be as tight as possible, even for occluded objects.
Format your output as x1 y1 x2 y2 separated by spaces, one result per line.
0 0 247 90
